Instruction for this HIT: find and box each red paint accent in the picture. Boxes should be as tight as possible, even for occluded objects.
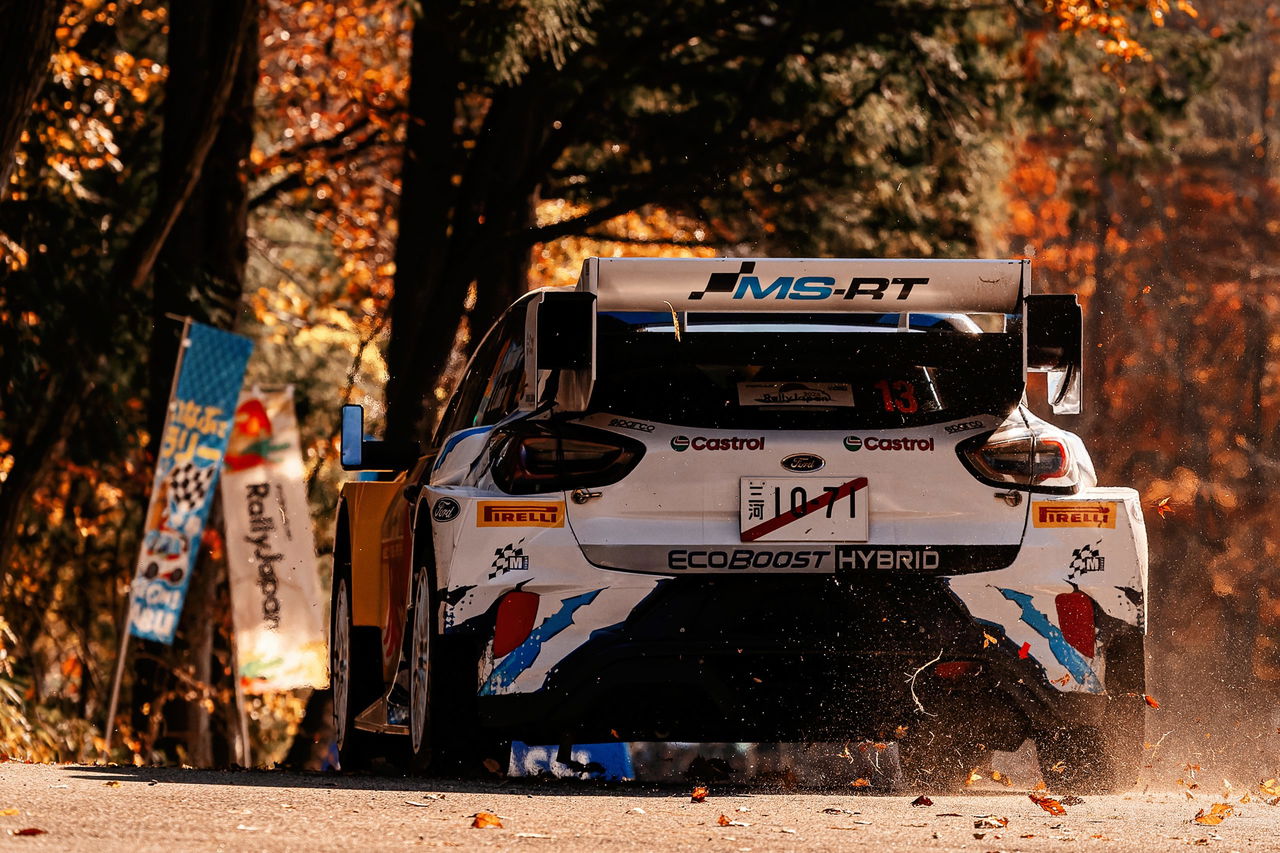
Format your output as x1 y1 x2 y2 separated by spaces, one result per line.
1018 642 1031 658
740 477 868 542
494 591 540 658
1055 591 1096 658
933 661 980 679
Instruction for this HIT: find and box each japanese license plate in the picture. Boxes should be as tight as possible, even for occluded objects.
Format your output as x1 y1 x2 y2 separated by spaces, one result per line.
739 477 869 542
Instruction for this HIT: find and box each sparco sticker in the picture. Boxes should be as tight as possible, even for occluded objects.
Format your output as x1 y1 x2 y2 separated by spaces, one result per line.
432 497 460 522
687 260 928 303
1033 502 1116 529
608 417 655 432
671 435 765 452
476 501 565 528
843 435 934 452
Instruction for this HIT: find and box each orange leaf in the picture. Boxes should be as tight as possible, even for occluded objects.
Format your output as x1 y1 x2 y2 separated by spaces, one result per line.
1193 803 1233 826
852 778 871 787
910 795 933 807
1029 793 1067 815
1145 694 1160 709
717 814 730 826
691 786 708 803
0 809 18 817
12 828 46 836
1154 496 1174 518
471 812 502 829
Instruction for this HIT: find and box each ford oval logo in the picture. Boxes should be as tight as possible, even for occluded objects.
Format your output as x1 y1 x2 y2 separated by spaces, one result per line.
782 453 824 472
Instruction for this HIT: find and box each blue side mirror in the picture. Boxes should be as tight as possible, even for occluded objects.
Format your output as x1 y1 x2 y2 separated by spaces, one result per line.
340 404 363 469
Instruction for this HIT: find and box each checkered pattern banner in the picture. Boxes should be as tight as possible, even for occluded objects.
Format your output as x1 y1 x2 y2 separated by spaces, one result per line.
129 322 253 644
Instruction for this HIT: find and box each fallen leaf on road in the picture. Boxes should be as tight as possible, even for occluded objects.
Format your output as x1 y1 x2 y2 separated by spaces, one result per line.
822 807 857 816
910 795 933 807
975 817 1009 829
691 786 708 802
103 781 121 787
1029 793 1067 815
779 827 797 834
851 778 871 787
964 768 983 786
1260 779 1280 797
405 801 437 807
1145 694 1160 709
627 807 646 815
1193 803 1233 826
1240 793 1252 804
935 813 963 817
717 814 750 827
11 828 45 836
0 809 19 816
472 812 503 829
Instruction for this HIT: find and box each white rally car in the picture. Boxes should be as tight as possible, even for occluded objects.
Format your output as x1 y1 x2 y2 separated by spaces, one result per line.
331 258 1148 792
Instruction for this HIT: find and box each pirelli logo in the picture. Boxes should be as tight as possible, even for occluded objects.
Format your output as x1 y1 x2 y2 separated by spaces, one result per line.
476 501 565 528
1033 502 1116 529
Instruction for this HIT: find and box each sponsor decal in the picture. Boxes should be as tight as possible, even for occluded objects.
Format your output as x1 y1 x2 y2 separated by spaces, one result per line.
432 497 460 522
670 435 765 452
668 549 830 571
945 419 985 435
686 260 928 303
842 435 934 452
1033 502 1116 529
737 381 854 408
1067 541 1105 580
780 453 825 473
607 417 655 433
835 546 941 571
489 540 530 579
476 501 565 528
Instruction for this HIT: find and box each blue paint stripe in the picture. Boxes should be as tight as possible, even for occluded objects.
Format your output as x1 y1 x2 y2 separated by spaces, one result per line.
480 590 603 695
999 588 1102 692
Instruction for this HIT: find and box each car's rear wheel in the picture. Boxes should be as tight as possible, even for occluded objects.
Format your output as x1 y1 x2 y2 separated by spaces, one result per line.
1034 638 1145 794
330 560 387 771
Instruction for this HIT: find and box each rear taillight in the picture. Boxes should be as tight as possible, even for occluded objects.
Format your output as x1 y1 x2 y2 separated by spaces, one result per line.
959 426 1078 493
490 421 645 494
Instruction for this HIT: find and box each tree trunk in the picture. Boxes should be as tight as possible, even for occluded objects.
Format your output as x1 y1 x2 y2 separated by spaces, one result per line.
0 1 60 193
132 0 259 764
385 8 464 446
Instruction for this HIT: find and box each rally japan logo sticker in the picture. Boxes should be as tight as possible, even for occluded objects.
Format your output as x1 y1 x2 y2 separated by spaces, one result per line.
687 260 929 302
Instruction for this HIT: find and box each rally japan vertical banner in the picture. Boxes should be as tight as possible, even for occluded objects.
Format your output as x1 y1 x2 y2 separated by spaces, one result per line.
220 387 328 691
129 323 253 644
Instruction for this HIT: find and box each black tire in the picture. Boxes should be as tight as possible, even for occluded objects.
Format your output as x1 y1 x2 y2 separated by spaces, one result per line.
406 522 510 777
330 555 388 771
407 559 434 772
1035 638 1146 794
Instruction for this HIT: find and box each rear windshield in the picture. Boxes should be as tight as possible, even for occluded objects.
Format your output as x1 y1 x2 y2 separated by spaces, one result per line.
589 312 1023 430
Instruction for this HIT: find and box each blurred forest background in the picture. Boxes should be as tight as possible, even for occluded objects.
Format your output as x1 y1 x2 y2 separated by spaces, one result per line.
2 0 1278 776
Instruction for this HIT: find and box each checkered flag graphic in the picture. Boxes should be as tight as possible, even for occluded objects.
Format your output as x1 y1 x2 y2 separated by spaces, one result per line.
167 461 218 516
1067 543 1104 579
489 542 529 579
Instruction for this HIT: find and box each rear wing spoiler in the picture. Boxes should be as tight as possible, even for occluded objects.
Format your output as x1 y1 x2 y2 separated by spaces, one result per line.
576 257 1029 314
523 257 1081 416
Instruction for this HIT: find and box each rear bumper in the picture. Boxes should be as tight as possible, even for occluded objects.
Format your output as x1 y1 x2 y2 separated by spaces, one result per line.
477 574 1128 746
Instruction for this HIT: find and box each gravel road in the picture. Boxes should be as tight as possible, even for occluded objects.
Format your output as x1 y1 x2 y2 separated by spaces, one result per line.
1 761 1277 851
